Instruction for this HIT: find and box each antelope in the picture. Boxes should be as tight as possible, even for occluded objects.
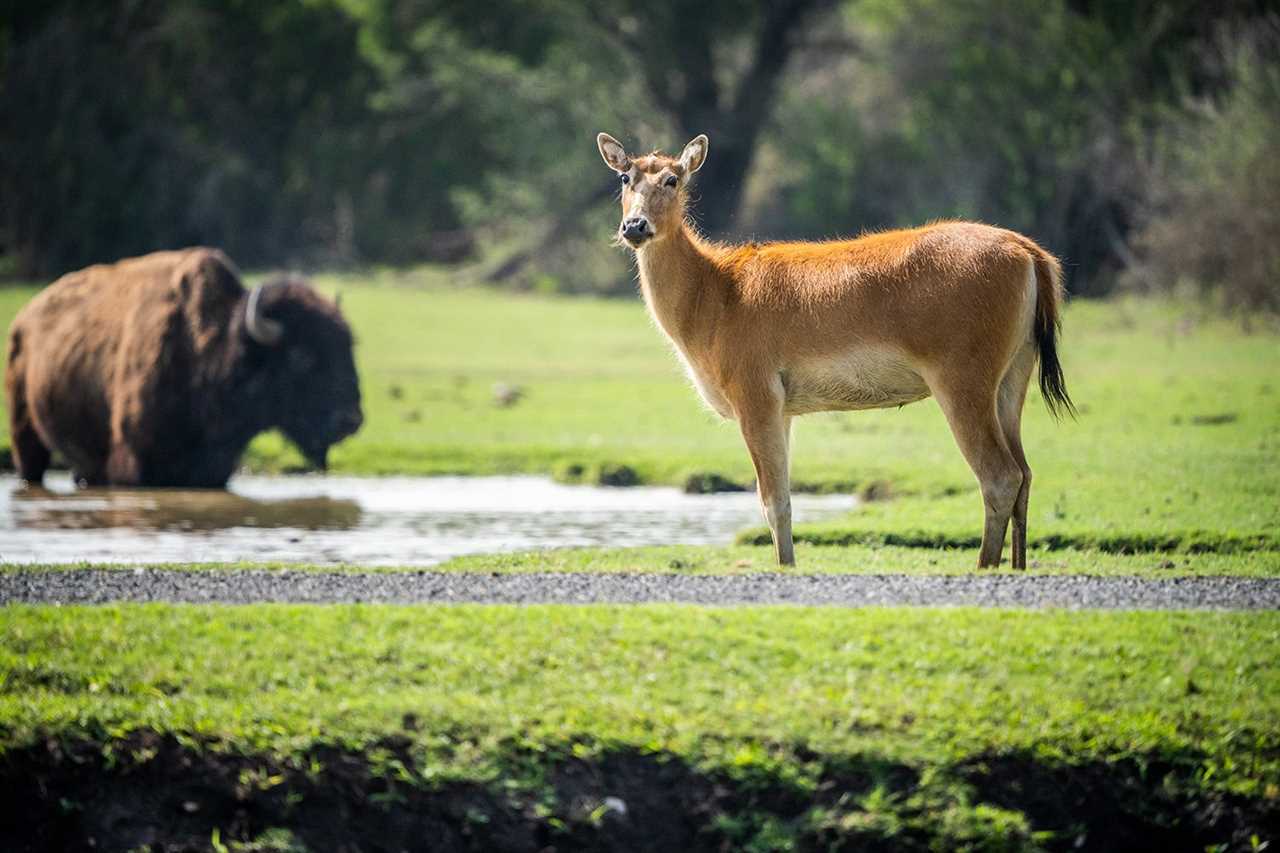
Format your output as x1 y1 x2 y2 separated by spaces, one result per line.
596 132 1074 569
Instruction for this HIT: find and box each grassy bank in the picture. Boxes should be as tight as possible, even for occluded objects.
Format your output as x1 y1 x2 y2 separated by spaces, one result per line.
3 274 1277 563
3 604 1278 849
6 543 1280 576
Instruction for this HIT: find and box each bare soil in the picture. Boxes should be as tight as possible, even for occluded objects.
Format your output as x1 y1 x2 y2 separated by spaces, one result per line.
1 731 1276 852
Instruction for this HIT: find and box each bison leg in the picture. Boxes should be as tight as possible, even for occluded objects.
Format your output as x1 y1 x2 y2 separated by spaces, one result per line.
73 468 108 488
6 365 51 486
105 442 143 487
10 416 51 486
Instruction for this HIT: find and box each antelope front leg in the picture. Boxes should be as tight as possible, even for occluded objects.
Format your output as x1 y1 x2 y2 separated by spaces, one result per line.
737 390 794 566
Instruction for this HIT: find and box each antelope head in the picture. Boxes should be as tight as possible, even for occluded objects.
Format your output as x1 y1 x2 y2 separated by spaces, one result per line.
597 132 709 249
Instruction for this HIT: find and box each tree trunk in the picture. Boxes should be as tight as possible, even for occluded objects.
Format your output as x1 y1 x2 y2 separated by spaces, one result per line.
675 0 836 239
686 130 757 238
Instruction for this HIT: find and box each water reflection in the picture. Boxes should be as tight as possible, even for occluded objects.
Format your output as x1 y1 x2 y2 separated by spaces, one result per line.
0 473 856 566
11 485 361 532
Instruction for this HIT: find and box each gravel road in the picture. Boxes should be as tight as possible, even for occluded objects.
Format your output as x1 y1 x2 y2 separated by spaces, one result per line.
3 570 1279 610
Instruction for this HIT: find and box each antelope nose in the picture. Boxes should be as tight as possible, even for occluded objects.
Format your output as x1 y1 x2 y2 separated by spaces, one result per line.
621 217 650 241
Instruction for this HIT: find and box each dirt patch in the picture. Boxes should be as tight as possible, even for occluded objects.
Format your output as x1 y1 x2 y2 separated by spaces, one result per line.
960 751 1280 852
0 732 1275 852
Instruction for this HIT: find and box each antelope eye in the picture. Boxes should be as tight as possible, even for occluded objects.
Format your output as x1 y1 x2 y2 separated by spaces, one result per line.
665 175 678 188
619 172 630 185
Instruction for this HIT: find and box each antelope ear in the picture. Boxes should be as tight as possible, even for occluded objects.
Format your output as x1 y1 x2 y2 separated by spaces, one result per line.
597 132 631 172
679 134 709 175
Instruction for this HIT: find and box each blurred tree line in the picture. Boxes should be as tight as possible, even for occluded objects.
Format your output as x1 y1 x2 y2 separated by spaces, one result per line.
1 0 1277 310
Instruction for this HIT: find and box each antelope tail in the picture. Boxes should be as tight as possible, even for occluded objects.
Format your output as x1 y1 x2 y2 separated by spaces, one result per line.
1031 248 1076 420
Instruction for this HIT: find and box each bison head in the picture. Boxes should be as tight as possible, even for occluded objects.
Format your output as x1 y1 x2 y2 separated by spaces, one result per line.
243 278 363 469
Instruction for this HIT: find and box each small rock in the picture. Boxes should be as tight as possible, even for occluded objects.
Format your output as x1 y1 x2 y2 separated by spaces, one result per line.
596 463 639 487
493 382 524 407
682 471 747 494
859 480 893 502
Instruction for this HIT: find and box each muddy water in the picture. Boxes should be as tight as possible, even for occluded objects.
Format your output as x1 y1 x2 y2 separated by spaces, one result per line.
0 474 855 566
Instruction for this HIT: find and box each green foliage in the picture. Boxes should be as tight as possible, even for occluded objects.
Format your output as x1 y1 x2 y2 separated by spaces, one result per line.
762 0 1243 294
344 0 635 267
1127 23 1280 317
0 1 386 275
228 828 309 853
3 1 1277 296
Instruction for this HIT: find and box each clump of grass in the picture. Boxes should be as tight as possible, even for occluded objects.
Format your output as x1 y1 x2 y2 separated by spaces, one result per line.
739 522 1280 556
681 470 749 494
552 460 642 487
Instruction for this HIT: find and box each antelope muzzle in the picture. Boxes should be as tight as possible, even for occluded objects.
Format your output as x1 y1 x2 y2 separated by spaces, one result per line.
620 216 652 247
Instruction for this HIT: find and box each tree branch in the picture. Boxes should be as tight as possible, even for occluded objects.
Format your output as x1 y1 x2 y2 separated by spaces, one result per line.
582 6 682 116
730 0 838 121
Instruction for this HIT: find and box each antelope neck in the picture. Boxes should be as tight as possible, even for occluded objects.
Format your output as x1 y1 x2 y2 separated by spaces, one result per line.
633 222 728 350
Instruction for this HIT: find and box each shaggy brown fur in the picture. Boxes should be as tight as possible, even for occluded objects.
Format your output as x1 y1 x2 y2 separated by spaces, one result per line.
598 133 1073 568
5 248 362 488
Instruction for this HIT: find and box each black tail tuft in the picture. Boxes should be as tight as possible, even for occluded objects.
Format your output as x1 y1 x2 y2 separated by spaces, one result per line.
1028 247 1076 421
1036 302 1076 420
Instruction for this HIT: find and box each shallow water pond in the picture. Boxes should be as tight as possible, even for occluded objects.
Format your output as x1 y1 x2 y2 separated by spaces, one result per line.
0 474 855 565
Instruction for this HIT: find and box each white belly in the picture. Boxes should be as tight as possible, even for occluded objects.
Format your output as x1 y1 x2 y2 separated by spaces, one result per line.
782 346 930 415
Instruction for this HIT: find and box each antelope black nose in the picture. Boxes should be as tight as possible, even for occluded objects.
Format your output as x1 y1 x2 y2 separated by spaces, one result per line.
621 217 650 242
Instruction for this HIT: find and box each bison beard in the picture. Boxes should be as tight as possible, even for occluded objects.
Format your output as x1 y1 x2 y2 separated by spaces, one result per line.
4 248 363 488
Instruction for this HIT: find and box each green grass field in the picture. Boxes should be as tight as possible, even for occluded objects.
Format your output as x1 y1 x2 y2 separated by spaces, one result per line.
8 545 1279 576
3 604 1279 849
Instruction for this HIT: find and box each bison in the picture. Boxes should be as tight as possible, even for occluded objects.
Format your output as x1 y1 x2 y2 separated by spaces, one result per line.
5 248 362 488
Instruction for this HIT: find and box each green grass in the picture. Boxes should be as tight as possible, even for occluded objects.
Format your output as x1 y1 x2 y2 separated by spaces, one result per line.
281 282 1280 555
2 604 1278 847
739 492 1280 555
4 272 1279 844
3 274 1276 564
7 543 1280 576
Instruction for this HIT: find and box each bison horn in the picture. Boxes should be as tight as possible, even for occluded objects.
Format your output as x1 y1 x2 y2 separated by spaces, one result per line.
245 284 284 346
